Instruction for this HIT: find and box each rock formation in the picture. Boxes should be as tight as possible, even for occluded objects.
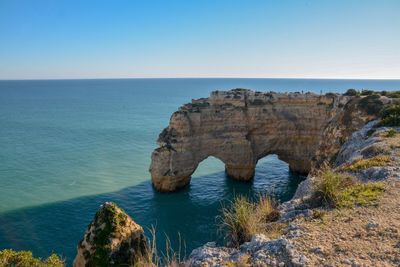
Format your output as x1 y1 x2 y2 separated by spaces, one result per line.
187 121 400 267
150 89 352 192
74 202 148 267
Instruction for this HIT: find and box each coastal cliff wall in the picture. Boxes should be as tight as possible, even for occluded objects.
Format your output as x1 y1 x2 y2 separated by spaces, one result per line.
71 89 399 266
150 89 351 192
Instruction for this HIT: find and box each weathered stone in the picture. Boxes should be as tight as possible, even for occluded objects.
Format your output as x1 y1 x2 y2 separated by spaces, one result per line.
150 89 357 192
73 202 148 267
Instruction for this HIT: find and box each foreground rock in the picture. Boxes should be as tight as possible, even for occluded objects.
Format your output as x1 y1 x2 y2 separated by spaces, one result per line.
187 122 400 266
74 202 148 267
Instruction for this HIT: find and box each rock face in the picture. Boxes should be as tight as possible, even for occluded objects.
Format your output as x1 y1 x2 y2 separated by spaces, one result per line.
186 122 400 267
150 89 351 192
74 202 148 267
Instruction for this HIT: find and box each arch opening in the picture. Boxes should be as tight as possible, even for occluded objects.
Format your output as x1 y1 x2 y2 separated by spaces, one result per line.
191 156 225 179
252 154 307 200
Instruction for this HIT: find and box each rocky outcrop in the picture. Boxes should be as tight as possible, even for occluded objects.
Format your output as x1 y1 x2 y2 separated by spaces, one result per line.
188 234 308 267
313 95 395 167
186 121 400 267
150 89 377 192
74 202 148 267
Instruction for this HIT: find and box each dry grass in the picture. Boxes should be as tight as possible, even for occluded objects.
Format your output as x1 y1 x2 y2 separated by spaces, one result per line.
343 155 391 172
134 226 185 267
223 254 251 267
219 195 279 247
313 166 355 207
312 166 386 209
292 180 400 266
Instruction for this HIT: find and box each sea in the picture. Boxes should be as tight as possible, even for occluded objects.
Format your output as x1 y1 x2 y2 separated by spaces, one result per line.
1 78 399 265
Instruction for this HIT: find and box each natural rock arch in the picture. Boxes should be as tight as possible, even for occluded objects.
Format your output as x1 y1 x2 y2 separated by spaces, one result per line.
150 89 349 192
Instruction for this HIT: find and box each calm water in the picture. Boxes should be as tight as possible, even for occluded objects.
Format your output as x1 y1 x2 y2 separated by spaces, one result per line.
1 78 399 265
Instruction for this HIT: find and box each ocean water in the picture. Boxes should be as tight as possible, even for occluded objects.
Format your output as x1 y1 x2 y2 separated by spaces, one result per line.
0 78 399 265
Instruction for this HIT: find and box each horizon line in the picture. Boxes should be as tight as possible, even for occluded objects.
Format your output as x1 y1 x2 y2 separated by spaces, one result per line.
1 76 400 81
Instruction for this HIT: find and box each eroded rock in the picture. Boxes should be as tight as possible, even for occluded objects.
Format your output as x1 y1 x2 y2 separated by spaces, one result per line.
73 202 148 267
150 89 359 192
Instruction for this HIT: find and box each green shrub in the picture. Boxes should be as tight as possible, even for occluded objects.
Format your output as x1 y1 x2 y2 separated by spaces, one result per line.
360 89 375 96
219 195 279 247
0 249 64 267
366 129 375 137
380 104 400 126
343 155 391 172
358 95 383 115
312 167 386 208
337 182 385 208
343 89 359 96
385 91 400 98
313 167 355 207
385 128 397 137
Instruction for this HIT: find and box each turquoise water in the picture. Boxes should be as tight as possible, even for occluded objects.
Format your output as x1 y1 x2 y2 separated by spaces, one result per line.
0 78 400 265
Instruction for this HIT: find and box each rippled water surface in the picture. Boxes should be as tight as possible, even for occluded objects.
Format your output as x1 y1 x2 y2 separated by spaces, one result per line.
1 78 399 265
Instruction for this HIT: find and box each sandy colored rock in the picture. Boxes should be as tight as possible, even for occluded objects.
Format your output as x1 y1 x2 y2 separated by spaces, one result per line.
150 89 381 192
74 202 148 267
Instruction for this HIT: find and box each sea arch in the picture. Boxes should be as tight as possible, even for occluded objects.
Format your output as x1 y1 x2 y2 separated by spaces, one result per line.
150 89 344 192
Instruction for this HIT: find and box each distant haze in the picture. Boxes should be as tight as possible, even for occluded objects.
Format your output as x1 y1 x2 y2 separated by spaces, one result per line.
0 0 399 80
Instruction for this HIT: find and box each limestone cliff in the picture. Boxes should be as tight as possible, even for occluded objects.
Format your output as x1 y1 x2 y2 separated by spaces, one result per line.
188 121 400 267
74 202 148 267
150 89 385 192
72 89 399 266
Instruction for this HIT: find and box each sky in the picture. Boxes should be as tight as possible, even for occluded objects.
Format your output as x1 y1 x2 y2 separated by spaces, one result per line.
0 0 399 80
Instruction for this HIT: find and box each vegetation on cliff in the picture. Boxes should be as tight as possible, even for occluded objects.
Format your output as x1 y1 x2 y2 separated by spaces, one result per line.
219 195 280 247
74 202 149 267
344 88 400 98
0 249 64 267
343 155 391 172
380 104 400 126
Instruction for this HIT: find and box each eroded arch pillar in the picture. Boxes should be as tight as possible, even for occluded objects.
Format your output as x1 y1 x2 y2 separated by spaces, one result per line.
150 139 256 191
150 89 338 192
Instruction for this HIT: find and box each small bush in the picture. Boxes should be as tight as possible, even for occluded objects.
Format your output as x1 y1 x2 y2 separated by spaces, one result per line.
360 89 375 96
343 155 391 172
385 91 400 98
343 89 359 96
358 95 383 115
361 144 391 158
385 128 397 137
313 167 355 207
0 249 64 267
312 167 386 208
366 129 375 137
220 195 279 247
311 210 326 221
380 104 400 126
336 182 385 208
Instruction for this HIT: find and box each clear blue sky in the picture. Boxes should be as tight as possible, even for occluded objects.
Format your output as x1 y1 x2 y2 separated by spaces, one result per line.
0 0 399 79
